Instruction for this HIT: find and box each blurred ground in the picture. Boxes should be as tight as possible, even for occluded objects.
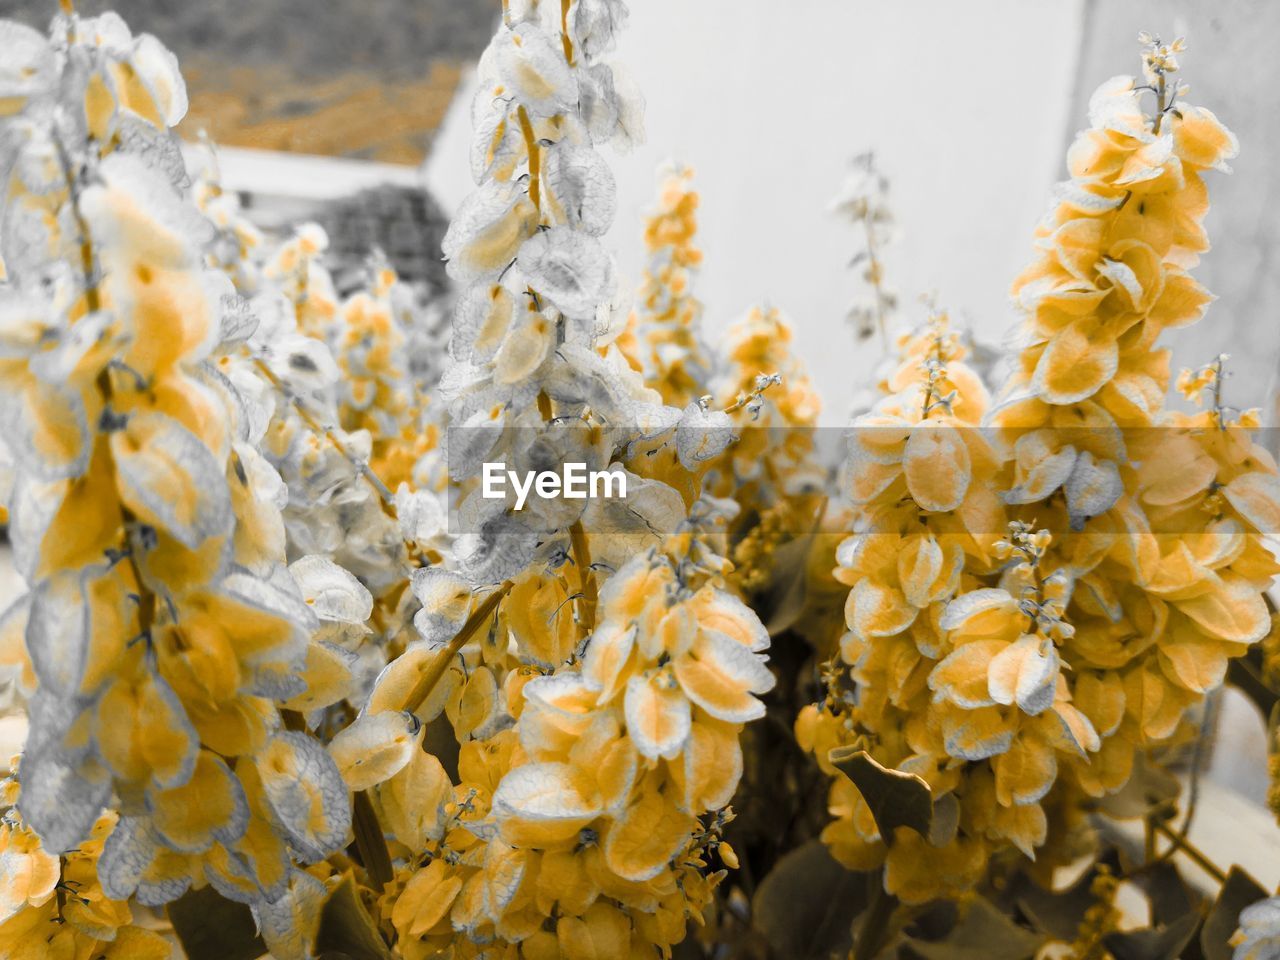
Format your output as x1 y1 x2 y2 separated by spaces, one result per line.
0 0 494 161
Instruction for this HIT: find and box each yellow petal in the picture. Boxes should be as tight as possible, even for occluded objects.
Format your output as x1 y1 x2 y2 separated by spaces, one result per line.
903 422 970 512
603 784 696 882
1031 317 1118 404
624 673 690 760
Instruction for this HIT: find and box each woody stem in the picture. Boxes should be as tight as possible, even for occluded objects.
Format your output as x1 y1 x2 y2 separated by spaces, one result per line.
1151 820 1227 884
862 215 888 351
402 581 513 715
569 520 598 638
517 105 541 215
560 0 575 66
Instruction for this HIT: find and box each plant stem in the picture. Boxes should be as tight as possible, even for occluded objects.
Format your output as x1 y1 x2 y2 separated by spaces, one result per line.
517 105 541 215
853 876 900 960
569 520 598 638
402 581 513 715
352 789 394 892
1151 820 1227 884
61 132 161 650
861 216 888 351
560 0 575 66
1152 71 1168 135
252 358 398 517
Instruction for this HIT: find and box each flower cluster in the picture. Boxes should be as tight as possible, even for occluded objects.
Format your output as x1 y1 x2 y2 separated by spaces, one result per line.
807 37 1280 905
2 7 1278 960
831 151 896 345
352 2 779 955
366 534 771 959
992 36 1276 809
800 313 1037 902
0 12 367 958
618 164 711 408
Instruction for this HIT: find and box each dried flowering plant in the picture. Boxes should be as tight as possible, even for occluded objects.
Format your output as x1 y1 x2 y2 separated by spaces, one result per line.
831 152 896 348
0 8 1278 960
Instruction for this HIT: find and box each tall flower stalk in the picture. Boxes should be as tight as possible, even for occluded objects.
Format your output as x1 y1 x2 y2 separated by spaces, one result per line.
809 35 1276 910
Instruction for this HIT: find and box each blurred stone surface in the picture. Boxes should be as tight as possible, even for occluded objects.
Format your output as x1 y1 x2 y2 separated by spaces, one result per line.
1071 0 1280 419
317 183 451 294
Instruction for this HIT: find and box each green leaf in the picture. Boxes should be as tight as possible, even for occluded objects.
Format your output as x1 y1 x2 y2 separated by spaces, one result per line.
829 746 933 841
1200 866 1267 960
903 896 1044 960
314 872 395 960
1134 860 1199 929
762 533 814 636
1012 850 1122 940
751 839 871 960
1104 911 1200 960
167 885 266 960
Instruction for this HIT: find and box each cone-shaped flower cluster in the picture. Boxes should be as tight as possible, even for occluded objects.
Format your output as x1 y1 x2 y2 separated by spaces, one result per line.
707 307 825 596
991 36 1278 803
808 38 1280 903
348 3 778 956
618 165 711 408
0 11 363 954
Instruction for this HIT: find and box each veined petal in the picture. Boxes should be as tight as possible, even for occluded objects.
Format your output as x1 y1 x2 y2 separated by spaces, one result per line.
624 673 690 760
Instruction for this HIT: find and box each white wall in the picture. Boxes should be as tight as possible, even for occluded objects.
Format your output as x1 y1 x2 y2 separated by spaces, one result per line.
425 0 1085 424
1072 0 1280 418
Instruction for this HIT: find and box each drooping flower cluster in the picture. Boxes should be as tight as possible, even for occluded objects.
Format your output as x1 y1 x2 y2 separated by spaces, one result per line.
710 306 826 602
0 11 366 957
0 800 175 959
360 529 771 959
800 314 1046 902
991 36 1277 804
361 1 777 954
188 141 267 295
710 306 822 503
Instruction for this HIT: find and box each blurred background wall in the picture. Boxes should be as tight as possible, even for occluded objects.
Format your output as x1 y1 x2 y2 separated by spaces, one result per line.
1070 0 1280 437
426 0 1086 424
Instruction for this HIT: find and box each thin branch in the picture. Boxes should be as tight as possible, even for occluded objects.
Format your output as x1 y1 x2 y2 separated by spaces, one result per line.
403 581 514 715
252 357 398 516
